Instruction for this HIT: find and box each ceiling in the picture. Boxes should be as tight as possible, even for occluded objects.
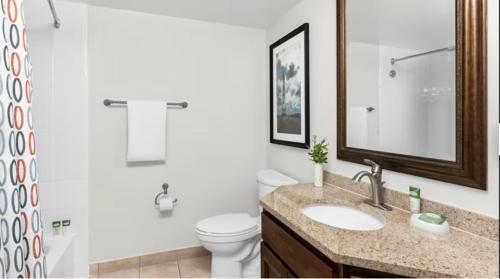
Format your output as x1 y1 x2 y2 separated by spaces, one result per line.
77 0 301 28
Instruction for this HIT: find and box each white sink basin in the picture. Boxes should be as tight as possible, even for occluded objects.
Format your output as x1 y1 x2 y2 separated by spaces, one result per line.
301 204 384 231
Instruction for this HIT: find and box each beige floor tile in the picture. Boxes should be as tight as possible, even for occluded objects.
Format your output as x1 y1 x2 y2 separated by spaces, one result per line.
99 257 140 274
98 267 140 278
89 263 99 278
141 250 177 266
178 256 211 278
176 247 210 260
140 261 180 278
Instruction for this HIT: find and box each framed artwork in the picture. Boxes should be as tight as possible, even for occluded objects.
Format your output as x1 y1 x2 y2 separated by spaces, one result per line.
270 23 310 149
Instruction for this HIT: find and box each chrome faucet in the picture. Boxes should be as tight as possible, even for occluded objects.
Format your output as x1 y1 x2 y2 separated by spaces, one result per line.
352 159 392 211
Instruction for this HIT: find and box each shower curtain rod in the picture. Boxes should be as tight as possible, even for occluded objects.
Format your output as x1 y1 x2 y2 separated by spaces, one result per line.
47 0 61 28
391 46 455 65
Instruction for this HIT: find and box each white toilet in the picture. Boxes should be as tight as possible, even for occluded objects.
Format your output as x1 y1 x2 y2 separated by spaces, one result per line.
195 170 298 278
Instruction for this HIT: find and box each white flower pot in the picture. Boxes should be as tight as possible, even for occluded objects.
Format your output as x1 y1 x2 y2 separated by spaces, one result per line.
314 163 323 187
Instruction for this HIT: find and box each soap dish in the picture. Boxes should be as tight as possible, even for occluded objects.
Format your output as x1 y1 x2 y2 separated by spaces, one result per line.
410 214 450 235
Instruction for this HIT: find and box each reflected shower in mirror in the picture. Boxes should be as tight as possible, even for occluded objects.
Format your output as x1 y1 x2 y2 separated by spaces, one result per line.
345 0 456 161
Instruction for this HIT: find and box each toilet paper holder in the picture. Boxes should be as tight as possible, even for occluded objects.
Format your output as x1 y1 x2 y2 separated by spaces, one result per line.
154 183 179 206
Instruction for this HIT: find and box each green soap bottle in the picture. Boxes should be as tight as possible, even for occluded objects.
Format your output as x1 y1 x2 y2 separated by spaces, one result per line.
409 186 421 213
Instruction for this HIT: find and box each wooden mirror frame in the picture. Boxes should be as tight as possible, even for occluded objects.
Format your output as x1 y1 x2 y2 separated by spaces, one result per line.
337 0 488 190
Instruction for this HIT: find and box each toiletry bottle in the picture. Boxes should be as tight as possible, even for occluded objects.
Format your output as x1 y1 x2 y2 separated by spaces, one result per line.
52 220 61 235
409 186 421 214
62 219 71 235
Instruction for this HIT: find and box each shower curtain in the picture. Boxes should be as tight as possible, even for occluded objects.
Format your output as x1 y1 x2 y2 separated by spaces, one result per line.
0 0 46 277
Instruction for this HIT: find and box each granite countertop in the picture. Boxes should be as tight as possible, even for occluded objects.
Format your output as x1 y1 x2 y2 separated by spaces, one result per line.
260 183 499 278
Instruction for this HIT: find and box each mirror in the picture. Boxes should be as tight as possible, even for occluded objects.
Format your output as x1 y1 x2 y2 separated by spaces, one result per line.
337 0 488 189
346 0 456 161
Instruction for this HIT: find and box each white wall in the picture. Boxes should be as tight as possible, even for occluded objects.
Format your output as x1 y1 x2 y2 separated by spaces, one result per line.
25 0 89 276
378 46 422 157
347 42 456 161
346 0 455 51
266 0 499 218
378 45 456 161
88 7 266 262
346 42 379 150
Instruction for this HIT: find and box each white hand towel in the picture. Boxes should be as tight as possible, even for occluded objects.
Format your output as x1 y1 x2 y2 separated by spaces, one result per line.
347 106 368 149
127 100 167 162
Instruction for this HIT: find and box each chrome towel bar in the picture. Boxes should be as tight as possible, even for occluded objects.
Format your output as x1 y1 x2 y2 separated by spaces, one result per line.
103 99 188 109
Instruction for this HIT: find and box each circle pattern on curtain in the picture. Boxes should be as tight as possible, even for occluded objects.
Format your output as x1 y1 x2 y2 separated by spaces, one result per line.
0 0 46 277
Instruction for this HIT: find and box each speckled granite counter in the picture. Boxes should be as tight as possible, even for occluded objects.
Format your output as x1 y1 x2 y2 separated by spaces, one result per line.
260 183 499 278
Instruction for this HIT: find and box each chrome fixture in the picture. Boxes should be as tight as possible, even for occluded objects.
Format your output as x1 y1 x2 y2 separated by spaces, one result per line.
352 159 392 211
391 46 455 65
154 183 179 206
389 70 396 78
366 107 375 113
47 0 61 28
103 99 188 109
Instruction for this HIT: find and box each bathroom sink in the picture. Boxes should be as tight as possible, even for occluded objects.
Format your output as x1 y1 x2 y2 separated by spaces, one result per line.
300 204 384 231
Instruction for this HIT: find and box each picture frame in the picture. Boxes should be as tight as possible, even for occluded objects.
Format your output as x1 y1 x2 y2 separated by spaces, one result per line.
270 23 310 149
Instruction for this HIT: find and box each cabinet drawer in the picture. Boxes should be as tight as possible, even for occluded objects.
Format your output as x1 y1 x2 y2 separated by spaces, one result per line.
261 242 296 278
262 211 337 278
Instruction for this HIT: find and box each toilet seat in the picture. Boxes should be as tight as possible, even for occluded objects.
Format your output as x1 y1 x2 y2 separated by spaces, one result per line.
196 213 260 243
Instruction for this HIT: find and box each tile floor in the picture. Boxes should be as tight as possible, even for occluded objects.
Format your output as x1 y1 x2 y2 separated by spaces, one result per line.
90 247 211 278
94 255 211 278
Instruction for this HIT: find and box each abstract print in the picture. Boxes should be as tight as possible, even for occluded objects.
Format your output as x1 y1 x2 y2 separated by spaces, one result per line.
270 23 309 148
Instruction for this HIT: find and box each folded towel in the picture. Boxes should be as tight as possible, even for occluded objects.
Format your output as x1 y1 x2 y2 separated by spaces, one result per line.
127 100 167 162
347 106 368 148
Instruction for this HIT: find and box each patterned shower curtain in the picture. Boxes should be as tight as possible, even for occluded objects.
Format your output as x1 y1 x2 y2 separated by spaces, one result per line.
0 0 46 277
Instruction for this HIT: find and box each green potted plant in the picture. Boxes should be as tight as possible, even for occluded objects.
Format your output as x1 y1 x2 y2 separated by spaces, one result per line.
308 136 329 187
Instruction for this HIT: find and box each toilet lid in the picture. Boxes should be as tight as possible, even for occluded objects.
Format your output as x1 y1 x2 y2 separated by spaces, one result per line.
196 213 258 235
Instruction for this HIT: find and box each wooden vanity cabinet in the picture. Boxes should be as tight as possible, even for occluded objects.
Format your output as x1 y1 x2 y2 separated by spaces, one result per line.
261 210 405 278
261 243 297 278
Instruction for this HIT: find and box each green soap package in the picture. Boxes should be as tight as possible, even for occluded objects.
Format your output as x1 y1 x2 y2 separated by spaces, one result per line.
418 213 447 225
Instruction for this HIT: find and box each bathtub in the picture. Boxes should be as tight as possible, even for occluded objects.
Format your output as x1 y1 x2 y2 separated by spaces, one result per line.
44 233 76 277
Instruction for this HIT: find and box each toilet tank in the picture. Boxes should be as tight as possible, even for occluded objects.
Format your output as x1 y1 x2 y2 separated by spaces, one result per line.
257 169 298 199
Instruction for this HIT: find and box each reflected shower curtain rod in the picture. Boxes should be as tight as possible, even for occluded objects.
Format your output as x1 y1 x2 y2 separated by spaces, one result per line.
47 0 61 28
391 46 455 65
